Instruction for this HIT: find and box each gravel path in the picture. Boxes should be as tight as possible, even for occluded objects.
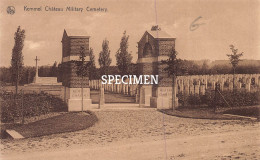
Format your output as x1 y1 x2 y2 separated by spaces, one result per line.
1 109 259 157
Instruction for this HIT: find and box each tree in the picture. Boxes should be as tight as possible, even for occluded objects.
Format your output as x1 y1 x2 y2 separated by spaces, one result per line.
50 61 58 77
98 39 112 76
75 46 90 112
20 68 30 85
76 46 89 77
227 45 243 90
116 31 133 75
11 26 25 94
57 63 63 82
0 67 12 84
161 47 181 109
89 48 97 80
38 66 51 77
201 60 209 75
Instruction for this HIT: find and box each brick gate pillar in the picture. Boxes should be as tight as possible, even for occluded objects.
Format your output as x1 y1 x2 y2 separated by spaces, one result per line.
137 26 176 109
61 29 92 111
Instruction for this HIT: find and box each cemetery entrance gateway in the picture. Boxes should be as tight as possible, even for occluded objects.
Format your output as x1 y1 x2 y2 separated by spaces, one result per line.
60 27 178 110
60 28 260 111
89 27 178 109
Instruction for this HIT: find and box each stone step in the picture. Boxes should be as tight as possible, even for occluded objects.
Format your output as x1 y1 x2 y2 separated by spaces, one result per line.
6 130 24 139
24 84 63 89
105 103 139 107
24 86 62 89
90 103 140 110
35 77 58 84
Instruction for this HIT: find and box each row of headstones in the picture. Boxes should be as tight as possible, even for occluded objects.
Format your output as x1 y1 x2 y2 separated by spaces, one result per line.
89 74 260 97
176 74 260 95
89 80 138 96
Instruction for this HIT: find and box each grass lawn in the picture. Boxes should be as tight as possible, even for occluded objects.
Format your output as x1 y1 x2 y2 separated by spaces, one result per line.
160 106 259 120
223 106 260 118
2 111 98 138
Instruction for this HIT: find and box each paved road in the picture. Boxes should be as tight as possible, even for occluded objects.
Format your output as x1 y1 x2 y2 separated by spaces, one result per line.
1 109 259 159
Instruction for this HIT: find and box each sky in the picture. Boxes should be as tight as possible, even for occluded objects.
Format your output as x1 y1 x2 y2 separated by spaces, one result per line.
0 0 259 67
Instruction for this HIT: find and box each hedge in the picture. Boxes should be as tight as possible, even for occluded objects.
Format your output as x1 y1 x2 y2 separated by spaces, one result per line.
0 92 67 123
178 90 260 108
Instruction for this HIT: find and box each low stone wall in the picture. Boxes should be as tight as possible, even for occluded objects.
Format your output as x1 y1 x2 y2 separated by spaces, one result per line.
34 77 59 85
20 85 65 100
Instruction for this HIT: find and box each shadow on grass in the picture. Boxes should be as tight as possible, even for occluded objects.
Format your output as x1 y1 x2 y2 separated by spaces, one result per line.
159 106 258 120
2 111 98 139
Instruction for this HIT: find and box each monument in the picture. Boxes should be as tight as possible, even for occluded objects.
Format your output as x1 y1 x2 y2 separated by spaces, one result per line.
32 56 59 85
61 29 92 111
137 26 178 109
24 56 63 99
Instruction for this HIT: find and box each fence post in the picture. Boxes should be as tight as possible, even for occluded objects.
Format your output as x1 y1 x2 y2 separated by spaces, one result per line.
99 87 104 109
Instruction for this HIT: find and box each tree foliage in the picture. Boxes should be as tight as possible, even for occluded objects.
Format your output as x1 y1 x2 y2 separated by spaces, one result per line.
116 31 133 75
88 48 97 80
49 61 58 77
76 46 90 77
98 39 112 75
178 60 200 75
11 26 25 94
227 45 243 91
38 62 58 77
161 47 182 76
161 47 182 109
201 60 209 75
227 45 243 72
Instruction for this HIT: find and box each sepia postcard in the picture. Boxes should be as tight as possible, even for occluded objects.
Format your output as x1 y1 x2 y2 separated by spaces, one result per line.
0 0 259 159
